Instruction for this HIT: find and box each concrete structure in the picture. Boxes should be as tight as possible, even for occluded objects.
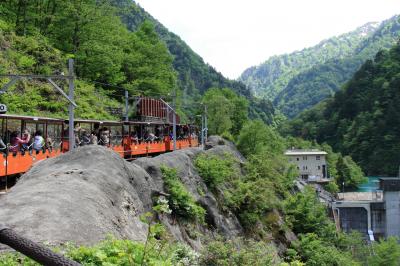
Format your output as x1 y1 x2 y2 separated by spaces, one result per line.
285 149 328 182
332 178 400 240
381 178 400 237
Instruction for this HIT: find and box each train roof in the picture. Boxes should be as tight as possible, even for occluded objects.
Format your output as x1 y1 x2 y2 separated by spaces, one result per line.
126 121 169 125
0 114 195 127
73 119 122 125
0 114 64 123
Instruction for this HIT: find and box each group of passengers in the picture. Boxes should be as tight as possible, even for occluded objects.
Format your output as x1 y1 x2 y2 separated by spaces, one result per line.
2 129 52 154
73 124 197 148
73 125 110 147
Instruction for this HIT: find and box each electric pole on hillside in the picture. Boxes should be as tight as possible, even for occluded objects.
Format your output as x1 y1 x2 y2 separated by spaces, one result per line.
201 111 204 148
172 89 177 150
68 59 76 149
204 104 208 143
125 90 129 122
0 59 77 149
159 95 177 150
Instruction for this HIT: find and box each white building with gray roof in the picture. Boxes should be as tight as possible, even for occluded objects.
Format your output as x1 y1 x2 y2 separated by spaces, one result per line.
284 149 329 182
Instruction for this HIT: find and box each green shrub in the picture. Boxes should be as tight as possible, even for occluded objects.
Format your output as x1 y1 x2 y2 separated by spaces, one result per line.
0 253 38 266
195 153 236 189
284 186 334 236
220 131 234 142
0 235 201 266
294 233 358 266
324 181 339 194
368 237 400 266
200 237 280 266
161 166 206 223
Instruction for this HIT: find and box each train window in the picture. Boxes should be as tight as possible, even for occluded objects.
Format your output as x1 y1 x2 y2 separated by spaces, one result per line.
155 125 164 139
77 123 91 133
130 124 142 141
123 125 129 137
0 118 4 140
109 125 123 146
75 122 91 146
24 122 45 138
5 119 22 144
47 124 63 150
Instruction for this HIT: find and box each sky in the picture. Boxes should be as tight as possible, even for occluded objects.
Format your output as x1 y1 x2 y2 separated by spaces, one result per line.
135 0 400 79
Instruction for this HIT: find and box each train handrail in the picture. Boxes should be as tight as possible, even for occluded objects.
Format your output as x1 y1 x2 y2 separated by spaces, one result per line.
0 225 81 265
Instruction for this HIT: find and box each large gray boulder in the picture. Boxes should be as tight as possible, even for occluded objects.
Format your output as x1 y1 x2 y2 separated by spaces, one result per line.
0 139 244 249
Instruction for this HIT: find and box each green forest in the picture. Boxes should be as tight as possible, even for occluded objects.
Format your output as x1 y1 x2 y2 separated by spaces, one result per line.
240 16 400 118
2 88 400 265
1 0 400 265
281 41 400 176
0 0 275 124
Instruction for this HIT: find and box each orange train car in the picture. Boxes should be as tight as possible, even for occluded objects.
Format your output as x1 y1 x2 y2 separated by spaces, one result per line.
0 114 199 187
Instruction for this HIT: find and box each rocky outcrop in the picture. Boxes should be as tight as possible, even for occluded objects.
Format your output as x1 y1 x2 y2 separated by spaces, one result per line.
0 137 243 249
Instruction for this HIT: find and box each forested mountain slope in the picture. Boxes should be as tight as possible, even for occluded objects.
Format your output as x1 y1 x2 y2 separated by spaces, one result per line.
240 16 400 118
0 0 275 122
280 42 400 176
110 0 276 123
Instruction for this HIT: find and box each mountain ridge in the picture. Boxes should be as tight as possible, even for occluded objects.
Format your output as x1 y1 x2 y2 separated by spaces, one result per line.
240 15 400 118
280 41 400 175
111 0 276 123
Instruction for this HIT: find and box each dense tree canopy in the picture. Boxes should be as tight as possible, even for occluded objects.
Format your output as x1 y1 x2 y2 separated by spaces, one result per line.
0 1 178 118
202 88 249 137
282 42 400 175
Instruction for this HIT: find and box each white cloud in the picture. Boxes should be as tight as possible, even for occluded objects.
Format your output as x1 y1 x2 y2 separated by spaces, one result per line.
135 0 400 79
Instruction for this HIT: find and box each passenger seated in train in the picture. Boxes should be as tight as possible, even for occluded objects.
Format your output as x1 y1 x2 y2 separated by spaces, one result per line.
21 129 31 151
33 130 45 152
144 131 156 142
46 136 54 152
148 132 156 142
90 131 98 145
80 129 91 146
99 127 110 146
74 125 82 146
9 131 29 153
130 132 139 143
0 136 7 152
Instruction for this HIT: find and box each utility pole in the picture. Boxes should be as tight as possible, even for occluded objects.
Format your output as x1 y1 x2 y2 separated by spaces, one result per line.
172 90 177 150
204 104 208 143
201 110 205 149
0 60 77 150
68 59 75 150
125 90 129 122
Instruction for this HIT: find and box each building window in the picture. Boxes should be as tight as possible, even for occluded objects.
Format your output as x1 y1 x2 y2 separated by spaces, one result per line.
303 156 307 160
318 165 321 170
316 156 320 160
297 166 299 170
297 157 299 161
303 166 308 170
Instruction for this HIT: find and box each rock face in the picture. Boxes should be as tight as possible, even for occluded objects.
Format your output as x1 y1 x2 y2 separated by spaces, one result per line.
0 136 243 249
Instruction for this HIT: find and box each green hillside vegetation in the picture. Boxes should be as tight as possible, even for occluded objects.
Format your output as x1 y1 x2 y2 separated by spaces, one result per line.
0 0 275 123
108 0 277 123
281 41 400 176
240 16 400 118
0 1 177 119
1 86 399 264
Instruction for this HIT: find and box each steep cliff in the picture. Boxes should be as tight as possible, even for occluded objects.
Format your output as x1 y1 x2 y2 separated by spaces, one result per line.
0 140 246 250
